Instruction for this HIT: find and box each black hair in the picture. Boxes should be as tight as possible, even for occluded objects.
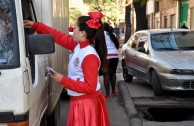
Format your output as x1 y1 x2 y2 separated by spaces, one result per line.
103 23 119 49
78 16 108 73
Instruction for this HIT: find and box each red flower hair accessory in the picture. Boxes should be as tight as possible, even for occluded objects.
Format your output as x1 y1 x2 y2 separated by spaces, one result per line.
86 11 105 29
68 26 74 32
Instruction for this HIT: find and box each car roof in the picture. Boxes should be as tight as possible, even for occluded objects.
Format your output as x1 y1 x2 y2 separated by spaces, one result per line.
137 29 192 34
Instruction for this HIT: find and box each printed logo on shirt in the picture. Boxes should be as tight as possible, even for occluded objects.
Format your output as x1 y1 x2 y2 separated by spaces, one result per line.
73 57 79 67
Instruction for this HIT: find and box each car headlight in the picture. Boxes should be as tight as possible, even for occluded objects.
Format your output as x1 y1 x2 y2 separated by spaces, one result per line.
170 69 194 75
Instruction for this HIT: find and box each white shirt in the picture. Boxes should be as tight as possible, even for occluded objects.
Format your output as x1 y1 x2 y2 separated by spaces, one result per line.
67 44 101 96
104 31 119 59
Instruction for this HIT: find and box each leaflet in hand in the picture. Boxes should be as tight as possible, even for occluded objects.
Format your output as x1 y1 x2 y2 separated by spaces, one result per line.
47 67 55 75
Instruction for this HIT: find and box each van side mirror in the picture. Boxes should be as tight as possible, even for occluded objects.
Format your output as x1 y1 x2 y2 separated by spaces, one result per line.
26 34 55 55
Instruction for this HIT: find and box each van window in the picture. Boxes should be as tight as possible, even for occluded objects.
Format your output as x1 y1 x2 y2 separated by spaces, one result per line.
0 0 20 69
22 0 35 34
22 0 36 83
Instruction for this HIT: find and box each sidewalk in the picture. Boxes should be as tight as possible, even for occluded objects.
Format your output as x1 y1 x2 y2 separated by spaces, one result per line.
99 33 130 126
116 34 142 126
118 82 142 126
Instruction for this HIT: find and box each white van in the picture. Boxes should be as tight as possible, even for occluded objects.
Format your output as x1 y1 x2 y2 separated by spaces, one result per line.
0 0 69 126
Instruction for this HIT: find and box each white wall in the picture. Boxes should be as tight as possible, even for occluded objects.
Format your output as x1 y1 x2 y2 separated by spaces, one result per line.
146 0 155 14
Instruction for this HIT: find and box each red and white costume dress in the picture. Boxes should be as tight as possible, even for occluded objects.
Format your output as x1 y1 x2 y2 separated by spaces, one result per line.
32 22 110 126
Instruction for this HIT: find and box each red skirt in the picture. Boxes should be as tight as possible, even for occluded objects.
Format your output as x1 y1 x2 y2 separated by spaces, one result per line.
67 91 110 126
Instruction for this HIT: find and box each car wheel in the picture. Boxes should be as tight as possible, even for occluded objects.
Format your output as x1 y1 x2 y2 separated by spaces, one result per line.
122 60 133 82
151 70 163 96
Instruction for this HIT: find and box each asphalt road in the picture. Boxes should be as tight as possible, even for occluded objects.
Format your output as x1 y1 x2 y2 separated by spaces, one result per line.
119 78 194 126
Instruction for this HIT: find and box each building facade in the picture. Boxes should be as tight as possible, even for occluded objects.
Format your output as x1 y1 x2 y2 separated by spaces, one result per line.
147 0 194 30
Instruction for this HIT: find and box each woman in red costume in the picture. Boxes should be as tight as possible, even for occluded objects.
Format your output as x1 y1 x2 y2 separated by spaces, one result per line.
24 11 110 126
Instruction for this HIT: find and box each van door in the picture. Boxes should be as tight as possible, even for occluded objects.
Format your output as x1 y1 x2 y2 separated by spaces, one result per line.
22 0 49 125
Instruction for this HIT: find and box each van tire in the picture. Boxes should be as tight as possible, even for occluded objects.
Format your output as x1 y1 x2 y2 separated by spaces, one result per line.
47 97 61 126
151 70 163 96
40 113 47 126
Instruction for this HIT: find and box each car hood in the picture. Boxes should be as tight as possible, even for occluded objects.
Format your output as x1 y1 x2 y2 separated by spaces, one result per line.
154 51 194 69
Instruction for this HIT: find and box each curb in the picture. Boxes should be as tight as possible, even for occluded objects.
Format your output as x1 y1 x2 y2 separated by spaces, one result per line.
118 81 142 126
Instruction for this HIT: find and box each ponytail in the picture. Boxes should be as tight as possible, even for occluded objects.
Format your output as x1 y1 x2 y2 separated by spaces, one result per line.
103 23 120 49
78 15 108 73
94 25 108 73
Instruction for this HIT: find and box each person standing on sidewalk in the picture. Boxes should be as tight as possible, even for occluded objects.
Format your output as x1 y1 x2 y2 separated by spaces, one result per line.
180 22 188 29
24 11 110 126
103 23 120 99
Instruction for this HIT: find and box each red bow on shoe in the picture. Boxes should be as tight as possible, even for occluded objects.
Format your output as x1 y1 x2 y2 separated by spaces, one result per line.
86 11 105 29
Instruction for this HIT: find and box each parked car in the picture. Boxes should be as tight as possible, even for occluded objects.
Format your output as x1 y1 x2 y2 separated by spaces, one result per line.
121 29 194 96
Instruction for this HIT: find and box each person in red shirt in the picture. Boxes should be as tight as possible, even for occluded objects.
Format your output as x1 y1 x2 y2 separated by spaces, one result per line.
24 11 110 126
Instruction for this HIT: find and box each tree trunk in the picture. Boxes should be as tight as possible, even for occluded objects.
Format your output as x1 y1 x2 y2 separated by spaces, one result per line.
133 0 148 32
124 4 131 43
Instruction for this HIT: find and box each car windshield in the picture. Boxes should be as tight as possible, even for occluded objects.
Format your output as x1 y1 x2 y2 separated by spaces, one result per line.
0 0 19 69
151 31 194 51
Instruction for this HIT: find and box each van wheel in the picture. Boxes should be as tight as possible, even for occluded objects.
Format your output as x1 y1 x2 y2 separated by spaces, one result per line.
151 70 163 96
47 97 61 126
40 113 47 126
122 60 133 82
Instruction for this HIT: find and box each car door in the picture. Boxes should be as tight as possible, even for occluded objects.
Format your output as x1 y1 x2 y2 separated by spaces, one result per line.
124 33 142 76
135 33 150 80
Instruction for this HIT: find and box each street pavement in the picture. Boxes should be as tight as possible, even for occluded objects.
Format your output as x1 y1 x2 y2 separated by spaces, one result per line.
99 62 129 126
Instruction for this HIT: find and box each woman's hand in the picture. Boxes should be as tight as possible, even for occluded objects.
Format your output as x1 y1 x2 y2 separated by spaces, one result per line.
23 20 34 28
50 71 64 84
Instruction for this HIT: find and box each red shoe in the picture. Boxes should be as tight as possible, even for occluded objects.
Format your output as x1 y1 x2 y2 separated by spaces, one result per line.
112 91 117 96
105 95 110 100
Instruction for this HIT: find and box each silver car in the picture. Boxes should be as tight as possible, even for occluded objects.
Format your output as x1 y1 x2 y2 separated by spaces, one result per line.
121 29 194 96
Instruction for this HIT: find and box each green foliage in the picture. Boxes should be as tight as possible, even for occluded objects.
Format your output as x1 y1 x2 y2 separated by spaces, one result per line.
134 0 178 6
83 0 111 5
69 7 82 26
83 0 126 27
133 0 148 6
82 0 178 26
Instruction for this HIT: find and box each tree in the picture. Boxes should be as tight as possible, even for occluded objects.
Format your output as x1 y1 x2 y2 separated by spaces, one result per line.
132 0 176 32
133 0 148 32
83 0 126 27
83 0 107 4
82 0 149 42
69 7 82 26
123 0 148 43
124 4 131 43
